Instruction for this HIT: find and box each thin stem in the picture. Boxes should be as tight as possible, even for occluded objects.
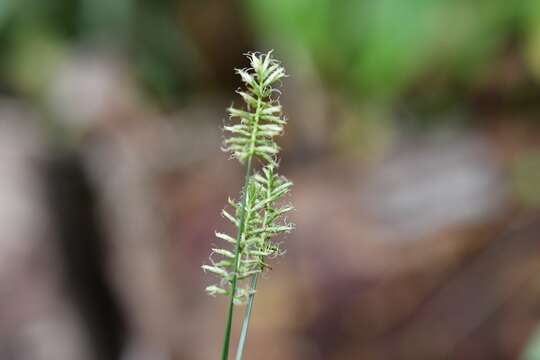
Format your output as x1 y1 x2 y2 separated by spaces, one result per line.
221 87 264 360
236 168 272 360
221 157 252 360
235 273 259 360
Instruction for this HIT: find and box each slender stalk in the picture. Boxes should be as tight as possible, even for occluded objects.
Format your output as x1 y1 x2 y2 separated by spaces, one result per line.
236 175 272 360
206 52 292 359
221 157 253 360
222 88 263 360
235 273 259 360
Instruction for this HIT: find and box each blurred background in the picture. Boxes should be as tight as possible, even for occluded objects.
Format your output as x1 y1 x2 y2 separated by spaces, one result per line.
1 0 540 359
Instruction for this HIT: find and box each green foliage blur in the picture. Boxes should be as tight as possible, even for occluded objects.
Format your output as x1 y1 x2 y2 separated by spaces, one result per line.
0 0 196 105
1 0 540 106
245 0 540 101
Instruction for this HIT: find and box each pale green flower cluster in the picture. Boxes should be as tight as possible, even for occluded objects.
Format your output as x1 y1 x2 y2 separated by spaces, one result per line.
223 51 287 166
202 51 294 303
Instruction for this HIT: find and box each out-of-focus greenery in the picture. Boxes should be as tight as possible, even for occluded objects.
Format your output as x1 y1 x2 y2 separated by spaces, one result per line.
0 0 197 105
526 0 540 79
244 0 540 101
2 0 540 106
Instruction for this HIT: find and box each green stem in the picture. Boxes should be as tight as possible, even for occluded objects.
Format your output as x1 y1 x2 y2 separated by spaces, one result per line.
236 166 273 360
221 86 263 360
221 157 252 360
235 273 259 360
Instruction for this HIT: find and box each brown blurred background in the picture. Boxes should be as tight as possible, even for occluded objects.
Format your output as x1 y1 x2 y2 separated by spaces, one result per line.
1 0 540 359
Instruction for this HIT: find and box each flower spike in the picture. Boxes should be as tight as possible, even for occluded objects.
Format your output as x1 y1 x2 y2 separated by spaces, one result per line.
202 51 294 360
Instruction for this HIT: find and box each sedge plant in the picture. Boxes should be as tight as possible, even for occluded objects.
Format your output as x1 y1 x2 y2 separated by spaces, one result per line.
201 51 294 360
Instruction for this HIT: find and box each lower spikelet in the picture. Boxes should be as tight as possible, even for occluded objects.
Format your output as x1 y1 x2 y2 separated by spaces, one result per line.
203 164 293 303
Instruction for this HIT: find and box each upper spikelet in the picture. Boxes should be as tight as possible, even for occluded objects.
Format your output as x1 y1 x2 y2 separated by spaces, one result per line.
223 51 287 166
